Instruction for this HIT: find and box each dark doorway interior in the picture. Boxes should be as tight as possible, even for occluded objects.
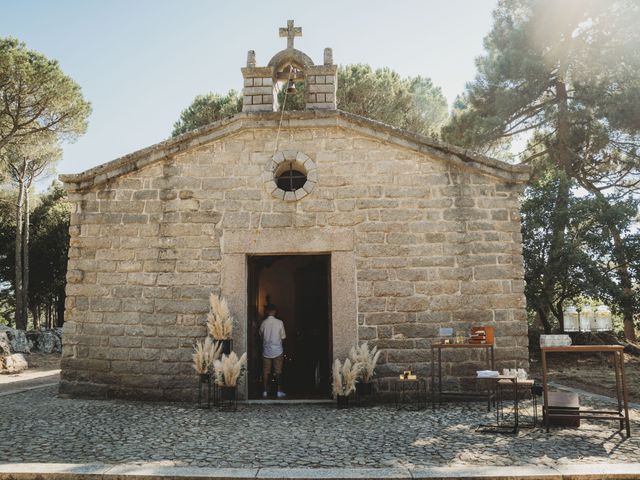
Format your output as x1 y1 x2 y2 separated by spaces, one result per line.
247 255 331 399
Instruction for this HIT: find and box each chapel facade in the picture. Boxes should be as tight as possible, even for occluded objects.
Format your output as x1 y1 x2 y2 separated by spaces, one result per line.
59 21 530 401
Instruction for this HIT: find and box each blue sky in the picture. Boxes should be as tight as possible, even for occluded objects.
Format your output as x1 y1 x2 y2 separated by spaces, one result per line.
1 0 497 179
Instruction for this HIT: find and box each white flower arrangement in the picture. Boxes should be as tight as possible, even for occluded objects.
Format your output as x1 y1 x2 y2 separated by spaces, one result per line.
192 338 223 375
349 342 382 383
332 358 361 398
213 351 247 387
207 293 233 340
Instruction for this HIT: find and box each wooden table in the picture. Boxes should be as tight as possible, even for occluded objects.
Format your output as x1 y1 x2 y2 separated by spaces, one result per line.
431 342 495 410
541 345 631 437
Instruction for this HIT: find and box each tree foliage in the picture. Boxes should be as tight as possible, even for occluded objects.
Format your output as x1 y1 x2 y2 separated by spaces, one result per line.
28 183 70 328
171 91 243 137
0 37 91 154
1 137 62 329
171 65 448 138
443 0 640 175
337 65 448 136
444 0 640 339
0 183 69 328
0 188 15 325
522 162 640 332
0 37 89 330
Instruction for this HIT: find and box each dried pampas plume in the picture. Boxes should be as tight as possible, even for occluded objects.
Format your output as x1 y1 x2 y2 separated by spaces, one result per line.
332 358 361 398
349 342 381 383
193 338 223 374
213 351 247 387
207 293 233 340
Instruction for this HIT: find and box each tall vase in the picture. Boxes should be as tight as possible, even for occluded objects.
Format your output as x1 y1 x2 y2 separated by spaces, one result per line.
197 373 211 409
337 394 349 409
356 382 373 396
217 384 238 411
215 339 232 355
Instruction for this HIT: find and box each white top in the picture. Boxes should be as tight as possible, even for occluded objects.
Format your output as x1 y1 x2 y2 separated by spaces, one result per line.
260 316 286 358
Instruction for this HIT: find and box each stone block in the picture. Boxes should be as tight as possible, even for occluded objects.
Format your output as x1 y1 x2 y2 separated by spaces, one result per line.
124 325 157 337
474 265 517 280
307 84 335 94
180 211 222 223
365 312 408 325
386 349 430 363
157 325 206 338
128 272 157 286
1 353 28 373
89 346 129 361
358 326 377 341
154 298 209 314
393 323 438 339
394 296 429 312
109 336 142 349
372 338 415 350
358 297 386 312
244 86 273 96
260 213 293 228
90 298 121 312
221 212 251 228
373 281 413 297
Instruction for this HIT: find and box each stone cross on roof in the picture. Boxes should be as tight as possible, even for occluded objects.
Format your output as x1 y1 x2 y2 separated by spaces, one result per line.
279 19 302 49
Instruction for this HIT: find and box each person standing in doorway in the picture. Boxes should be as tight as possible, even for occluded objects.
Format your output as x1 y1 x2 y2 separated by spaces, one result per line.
260 304 287 398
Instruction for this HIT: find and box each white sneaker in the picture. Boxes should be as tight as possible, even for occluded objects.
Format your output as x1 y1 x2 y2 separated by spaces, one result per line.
262 391 268 398
277 391 286 398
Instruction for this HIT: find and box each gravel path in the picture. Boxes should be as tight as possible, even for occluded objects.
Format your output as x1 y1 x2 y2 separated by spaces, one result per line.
0 385 638 468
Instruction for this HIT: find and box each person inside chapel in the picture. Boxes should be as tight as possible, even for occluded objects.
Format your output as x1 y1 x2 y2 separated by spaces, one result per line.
260 304 287 398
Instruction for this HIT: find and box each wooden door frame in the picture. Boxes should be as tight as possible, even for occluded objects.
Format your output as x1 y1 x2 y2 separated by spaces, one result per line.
246 254 332 399
220 227 358 400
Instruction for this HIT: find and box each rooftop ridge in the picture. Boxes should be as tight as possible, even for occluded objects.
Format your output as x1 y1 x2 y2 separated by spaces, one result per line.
59 110 530 192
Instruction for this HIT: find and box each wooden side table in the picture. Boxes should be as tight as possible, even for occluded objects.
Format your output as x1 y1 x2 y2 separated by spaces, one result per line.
431 342 495 410
541 345 631 437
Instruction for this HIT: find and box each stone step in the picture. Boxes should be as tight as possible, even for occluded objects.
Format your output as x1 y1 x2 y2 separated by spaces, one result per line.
1 463 640 480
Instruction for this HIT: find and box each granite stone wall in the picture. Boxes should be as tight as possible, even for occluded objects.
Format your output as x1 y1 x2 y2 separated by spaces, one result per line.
60 119 528 400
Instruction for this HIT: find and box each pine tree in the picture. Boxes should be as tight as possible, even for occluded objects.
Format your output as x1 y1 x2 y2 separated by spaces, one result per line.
443 0 640 339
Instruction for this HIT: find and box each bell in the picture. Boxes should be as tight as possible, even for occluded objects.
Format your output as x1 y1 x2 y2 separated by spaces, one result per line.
286 80 296 94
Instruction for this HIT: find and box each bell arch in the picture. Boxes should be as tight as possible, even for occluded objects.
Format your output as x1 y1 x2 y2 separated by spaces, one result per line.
241 19 337 112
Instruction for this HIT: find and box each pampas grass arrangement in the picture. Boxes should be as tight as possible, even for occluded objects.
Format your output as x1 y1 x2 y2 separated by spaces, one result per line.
332 358 361 398
349 342 381 383
207 293 233 340
192 338 223 375
213 351 247 387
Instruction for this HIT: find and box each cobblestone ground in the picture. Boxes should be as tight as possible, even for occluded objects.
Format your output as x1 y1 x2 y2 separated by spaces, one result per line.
0 386 638 468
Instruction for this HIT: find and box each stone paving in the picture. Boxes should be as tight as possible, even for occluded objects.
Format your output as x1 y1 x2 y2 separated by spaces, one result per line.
0 385 638 468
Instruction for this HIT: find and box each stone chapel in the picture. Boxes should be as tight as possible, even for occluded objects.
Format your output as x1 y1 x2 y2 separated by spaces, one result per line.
59 21 530 401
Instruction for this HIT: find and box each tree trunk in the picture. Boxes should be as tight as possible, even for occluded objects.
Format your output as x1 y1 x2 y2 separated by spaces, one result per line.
578 182 637 342
31 306 39 330
56 293 65 327
535 70 573 333
23 185 30 329
55 295 66 327
14 178 25 331
538 171 571 331
552 300 565 333
610 228 636 341
536 307 552 334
